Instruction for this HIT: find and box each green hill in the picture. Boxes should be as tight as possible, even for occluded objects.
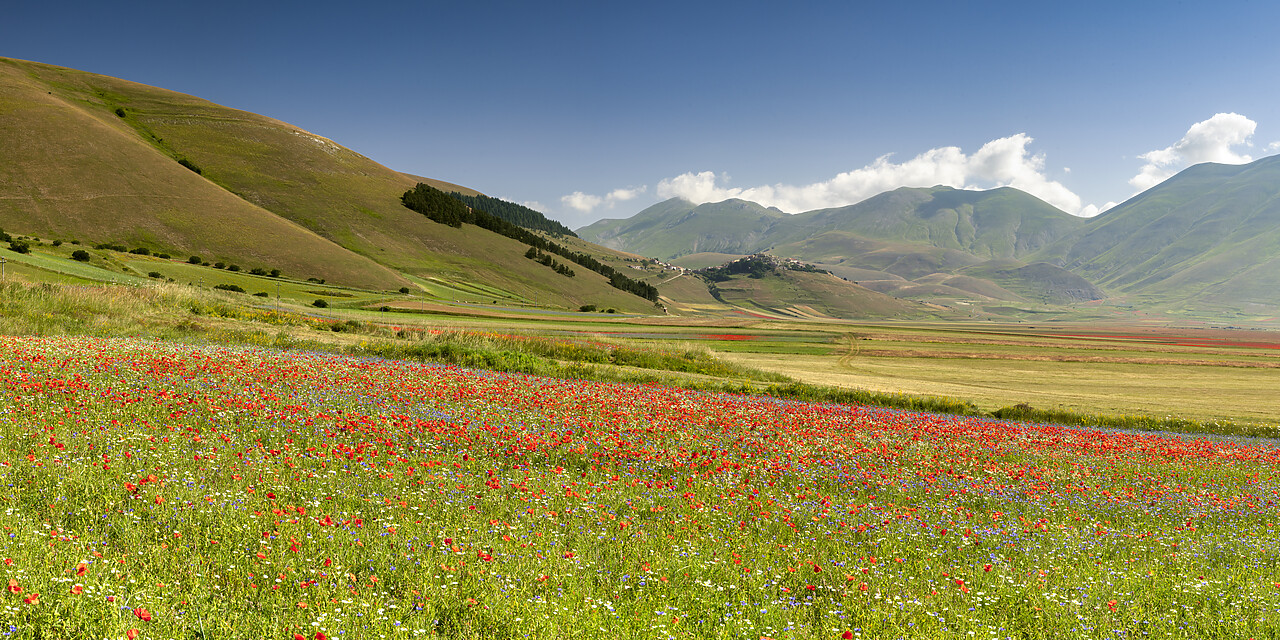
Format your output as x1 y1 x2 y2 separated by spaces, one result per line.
796 186 1086 259
0 57 657 312
579 198 788 259
1036 155 1280 315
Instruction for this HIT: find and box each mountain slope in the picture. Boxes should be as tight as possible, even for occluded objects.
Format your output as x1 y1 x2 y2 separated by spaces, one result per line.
0 57 656 311
795 186 1086 260
578 187 1085 263
0 58 407 287
1038 155 1280 312
579 198 788 258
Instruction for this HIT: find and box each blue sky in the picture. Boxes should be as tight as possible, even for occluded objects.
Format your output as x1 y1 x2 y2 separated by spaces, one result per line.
6 0 1279 228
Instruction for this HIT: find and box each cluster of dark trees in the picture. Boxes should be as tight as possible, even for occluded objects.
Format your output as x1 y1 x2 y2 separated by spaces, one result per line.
401 183 658 302
524 247 575 276
449 192 577 237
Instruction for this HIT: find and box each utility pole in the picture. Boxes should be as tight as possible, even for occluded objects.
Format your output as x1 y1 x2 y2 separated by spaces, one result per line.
275 282 281 316
0 257 6 286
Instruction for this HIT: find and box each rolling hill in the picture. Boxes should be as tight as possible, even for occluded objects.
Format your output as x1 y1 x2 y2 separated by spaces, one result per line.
0 57 658 312
1033 155 1280 315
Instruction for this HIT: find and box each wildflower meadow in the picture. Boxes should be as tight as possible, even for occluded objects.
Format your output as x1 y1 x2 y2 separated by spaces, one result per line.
2 335 1279 639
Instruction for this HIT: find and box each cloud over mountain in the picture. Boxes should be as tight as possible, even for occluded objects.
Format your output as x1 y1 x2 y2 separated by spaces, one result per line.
652 134 1094 216
1129 113 1257 192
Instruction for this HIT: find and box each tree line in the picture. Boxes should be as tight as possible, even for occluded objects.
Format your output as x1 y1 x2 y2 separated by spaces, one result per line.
448 192 577 237
401 183 658 302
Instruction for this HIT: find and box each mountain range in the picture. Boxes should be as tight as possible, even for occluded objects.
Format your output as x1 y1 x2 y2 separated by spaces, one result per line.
580 155 1280 320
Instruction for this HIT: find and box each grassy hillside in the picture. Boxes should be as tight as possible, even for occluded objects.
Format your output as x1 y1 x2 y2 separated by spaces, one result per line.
795 186 1086 259
578 198 788 259
1037 156 1280 314
0 59 408 288
0 58 658 312
704 262 931 320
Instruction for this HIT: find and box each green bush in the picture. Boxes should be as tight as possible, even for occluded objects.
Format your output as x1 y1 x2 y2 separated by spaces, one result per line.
214 284 245 293
129 247 151 256
148 272 162 279
71 250 91 262
579 304 597 312
188 256 202 264
8 240 30 254
398 287 410 294
178 158 202 174
227 265 241 272
253 292 269 298
312 299 328 308
114 107 126 118
249 267 267 276
52 240 63 247
214 262 225 269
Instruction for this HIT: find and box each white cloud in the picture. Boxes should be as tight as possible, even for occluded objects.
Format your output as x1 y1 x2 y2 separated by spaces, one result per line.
1129 113 1257 192
655 134 1095 215
606 187 644 202
561 191 603 213
1078 202 1118 218
1268 141 1280 153
560 186 647 213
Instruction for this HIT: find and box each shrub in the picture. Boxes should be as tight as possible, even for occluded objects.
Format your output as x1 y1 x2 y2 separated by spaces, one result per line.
71 250 91 262
7 240 30 254
156 253 170 259
269 269 281 278
188 256 202 264
95 243 127 252
213 284 245 293
249 267 267 276
379 306 391 312
579 304 597 312
606 308 617 314
227 264 241 272
253 292 269 297
148 271 162 279
129 247 151 256
398 287 410 294
177 158 202 174
52 240 62 247
114 107 125 118
312 299 328 308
